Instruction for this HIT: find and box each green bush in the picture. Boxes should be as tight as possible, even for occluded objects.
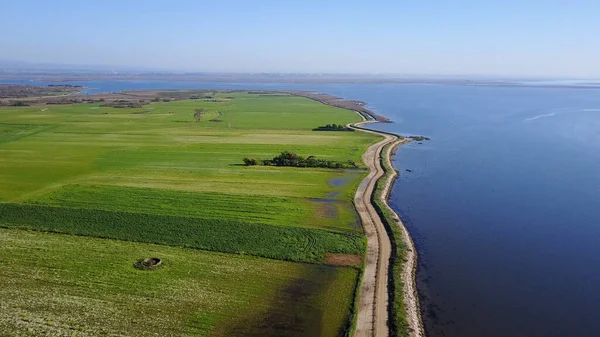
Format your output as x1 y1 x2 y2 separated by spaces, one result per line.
258 151 357 169
243 157 258 166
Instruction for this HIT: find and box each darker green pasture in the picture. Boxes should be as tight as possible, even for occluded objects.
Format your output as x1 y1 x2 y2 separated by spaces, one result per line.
0 203 364 263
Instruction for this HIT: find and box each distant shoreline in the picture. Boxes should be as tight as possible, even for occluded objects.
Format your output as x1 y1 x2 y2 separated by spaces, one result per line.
0 85 390 122
1 74 600 90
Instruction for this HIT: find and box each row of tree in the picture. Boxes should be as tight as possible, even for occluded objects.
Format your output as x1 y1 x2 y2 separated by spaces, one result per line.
312 124 354 131
243 151 357 169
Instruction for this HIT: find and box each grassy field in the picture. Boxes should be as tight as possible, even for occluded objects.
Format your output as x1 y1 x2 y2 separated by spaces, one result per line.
0 93 377 236
0 92 381 335
0 93 374 262
0 228 358 337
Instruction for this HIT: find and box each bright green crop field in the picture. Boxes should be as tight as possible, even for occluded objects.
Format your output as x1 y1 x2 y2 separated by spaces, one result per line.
0 93 377 233
0 92 380 336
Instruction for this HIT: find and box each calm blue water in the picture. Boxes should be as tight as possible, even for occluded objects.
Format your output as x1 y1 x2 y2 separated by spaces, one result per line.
4 79 600 336
356 85 600 337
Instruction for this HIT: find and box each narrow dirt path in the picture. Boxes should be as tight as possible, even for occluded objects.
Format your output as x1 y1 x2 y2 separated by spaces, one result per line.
351 121 394 337
350 121 423 337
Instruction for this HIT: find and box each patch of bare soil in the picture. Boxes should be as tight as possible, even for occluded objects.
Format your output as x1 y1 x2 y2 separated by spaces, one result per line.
324 253 362 266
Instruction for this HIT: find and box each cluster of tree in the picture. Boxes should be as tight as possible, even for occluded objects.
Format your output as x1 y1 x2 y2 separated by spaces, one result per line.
312 124 354 132
194 108 205 122
243 151 357 169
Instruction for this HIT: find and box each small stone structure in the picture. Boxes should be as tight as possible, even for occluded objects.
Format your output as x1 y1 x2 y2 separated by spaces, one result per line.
134 257 162 270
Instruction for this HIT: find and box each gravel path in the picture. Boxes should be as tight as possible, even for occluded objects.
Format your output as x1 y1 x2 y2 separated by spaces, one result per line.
350 121 424 337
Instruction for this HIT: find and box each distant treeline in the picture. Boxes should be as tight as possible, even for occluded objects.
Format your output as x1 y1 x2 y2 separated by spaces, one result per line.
2 98 92 106
312 124 354 132
244 151 357 169
48 84 82 88
102 100 146 108
0 84 82 99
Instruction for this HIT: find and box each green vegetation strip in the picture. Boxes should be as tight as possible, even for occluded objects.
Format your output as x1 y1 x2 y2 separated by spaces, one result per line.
0 228 357 337
30 184 315 229
0 203 365 263
371 142 410 337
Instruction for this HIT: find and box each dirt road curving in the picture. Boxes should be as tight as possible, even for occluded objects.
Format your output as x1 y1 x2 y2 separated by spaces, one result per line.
350 121 423 337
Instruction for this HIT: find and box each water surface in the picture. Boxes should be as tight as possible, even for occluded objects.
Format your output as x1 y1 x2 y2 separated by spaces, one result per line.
362 84 600 337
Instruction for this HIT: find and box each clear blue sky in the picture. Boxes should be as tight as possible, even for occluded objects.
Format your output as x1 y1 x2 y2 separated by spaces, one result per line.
1 0 599 77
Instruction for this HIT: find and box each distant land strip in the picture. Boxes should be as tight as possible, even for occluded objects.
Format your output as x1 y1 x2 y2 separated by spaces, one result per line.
0 85 388 122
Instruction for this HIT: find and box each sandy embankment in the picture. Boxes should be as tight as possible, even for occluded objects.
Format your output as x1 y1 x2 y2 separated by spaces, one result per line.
350 120 424 337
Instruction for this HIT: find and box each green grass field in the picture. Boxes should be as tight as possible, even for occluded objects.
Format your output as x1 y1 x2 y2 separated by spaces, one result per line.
0 228 358 337
0 92 380 336
0 93 376 234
